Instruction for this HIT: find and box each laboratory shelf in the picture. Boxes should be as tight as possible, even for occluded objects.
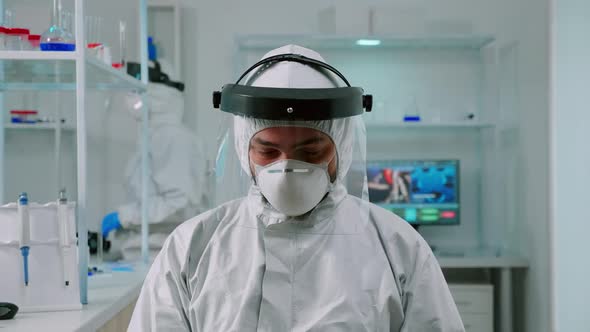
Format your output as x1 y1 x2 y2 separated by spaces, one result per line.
4 123 76 131
0 50 78 61
435 247 529 268
148 0 178 7
437 255 529 268
86 57 146 91
366 121 496 129
237 34 496 50
0 52 146 92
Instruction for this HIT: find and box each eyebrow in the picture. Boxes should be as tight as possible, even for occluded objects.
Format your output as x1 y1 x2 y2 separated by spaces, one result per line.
252 136 326 149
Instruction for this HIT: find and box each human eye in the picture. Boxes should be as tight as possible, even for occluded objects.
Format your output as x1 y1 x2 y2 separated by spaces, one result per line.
294 148 323 163
302 149 321 157
257 148 280 158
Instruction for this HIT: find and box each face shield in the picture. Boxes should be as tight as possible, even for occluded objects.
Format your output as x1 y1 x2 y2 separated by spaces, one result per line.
212 45 371 217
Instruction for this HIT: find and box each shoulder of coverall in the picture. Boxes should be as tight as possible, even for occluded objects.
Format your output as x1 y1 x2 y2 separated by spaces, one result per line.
346 195 436 289
162 197 248 276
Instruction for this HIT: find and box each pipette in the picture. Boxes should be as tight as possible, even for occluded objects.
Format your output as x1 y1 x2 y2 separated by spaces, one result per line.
57 189 71 286
17 193 30 286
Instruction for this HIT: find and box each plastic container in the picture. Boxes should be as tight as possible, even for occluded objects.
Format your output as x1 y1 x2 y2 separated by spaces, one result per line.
148 36 157 61
87 42 111 65
27 35 41 50
10 110 38 124
5 28 30 50
87 42 103 60
101 45 112 65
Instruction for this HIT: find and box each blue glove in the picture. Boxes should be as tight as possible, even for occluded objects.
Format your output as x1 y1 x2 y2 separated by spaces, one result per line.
101 212 122 236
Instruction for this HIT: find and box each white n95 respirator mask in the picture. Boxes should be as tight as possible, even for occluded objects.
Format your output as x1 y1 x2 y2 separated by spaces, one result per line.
255 159 332 217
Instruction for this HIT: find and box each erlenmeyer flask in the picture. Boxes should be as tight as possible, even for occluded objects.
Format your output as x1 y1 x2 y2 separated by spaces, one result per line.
40 0 75 51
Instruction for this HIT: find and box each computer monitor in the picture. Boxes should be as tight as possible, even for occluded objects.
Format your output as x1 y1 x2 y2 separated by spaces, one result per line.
367 159 460 225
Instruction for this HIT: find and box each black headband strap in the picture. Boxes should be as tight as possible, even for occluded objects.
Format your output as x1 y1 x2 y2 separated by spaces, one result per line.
235 53 352 87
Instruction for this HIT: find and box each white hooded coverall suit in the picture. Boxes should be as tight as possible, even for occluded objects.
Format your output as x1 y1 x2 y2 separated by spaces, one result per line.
128 45 464 331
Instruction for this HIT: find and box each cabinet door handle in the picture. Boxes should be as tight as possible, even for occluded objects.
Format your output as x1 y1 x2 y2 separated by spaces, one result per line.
456 301 473 306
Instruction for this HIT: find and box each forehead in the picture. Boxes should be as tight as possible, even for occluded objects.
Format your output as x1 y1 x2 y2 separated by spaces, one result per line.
251 126 331 145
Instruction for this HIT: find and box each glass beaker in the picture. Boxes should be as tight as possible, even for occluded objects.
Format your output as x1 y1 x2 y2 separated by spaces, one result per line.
403 95 421 122
5 28 29 50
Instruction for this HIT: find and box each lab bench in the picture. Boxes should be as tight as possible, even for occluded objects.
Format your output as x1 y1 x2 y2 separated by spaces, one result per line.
0 252 526 332
0 266 147 332
437 249 529 332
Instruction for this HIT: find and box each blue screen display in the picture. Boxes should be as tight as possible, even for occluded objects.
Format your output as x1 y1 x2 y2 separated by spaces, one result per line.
367 160 460 225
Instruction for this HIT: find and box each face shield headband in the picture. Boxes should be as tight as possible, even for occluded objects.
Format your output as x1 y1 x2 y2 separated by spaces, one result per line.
212 53 373 121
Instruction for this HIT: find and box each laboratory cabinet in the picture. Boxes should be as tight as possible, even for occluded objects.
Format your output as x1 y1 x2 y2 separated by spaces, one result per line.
449 283 494 332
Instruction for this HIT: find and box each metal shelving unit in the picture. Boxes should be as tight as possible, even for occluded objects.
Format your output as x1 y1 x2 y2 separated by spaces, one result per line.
0 51 146 90
0 0 149 306
4 123 76 131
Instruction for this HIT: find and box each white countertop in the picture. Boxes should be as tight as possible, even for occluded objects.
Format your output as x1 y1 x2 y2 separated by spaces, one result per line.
435 247 529 268
0 263 148 332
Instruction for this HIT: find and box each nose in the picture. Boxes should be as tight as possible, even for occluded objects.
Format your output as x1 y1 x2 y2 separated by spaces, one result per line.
282 151 296 160
282 150 312 162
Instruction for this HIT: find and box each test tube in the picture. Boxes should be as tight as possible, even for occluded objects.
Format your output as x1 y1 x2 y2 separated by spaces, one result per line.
85 16 103 58
3 9 14 28
96 17 104 44
119 20 127 67
61 11 73 38
84 16 92 45
58 189 71 286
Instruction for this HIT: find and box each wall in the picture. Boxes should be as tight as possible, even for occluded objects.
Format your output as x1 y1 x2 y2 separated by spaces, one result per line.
550 0 590 330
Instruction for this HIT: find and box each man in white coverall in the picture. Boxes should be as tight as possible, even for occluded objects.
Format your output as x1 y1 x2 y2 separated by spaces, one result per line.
128 45 464 331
